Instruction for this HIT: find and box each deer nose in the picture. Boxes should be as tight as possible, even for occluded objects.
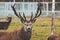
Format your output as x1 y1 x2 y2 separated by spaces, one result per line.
27 28 31 32
28 28 31 30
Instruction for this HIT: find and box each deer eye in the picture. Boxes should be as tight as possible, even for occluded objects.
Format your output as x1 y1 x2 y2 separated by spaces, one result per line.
25 24 28 26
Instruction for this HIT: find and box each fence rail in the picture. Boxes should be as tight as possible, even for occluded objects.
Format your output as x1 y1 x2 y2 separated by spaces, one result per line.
0 2 60 17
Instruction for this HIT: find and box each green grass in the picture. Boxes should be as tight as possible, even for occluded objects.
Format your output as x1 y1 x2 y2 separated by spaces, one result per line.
7 16 60 40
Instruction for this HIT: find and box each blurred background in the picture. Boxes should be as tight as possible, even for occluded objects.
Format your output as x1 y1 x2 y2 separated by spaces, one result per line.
0 0 60 18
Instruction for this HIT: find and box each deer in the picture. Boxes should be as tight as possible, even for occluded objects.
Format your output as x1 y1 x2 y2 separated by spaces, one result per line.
0 16 12 30
0 3 41 40
47 12 60 40
47 34 60 40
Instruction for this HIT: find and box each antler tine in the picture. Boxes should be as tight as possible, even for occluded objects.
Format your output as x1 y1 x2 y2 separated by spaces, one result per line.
37 8 41 17
11 4 26 23
19 12 25 21
36 2 41 17
23 13 26 21
30 12 33 21
35 8 41 18
34 3 41 19
12 3 16 7
11 4 19 18
30 2 41 23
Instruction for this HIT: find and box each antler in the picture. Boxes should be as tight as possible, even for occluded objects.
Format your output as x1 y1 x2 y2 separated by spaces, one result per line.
11 4 19 17
11 4 26 23
30 3 41 22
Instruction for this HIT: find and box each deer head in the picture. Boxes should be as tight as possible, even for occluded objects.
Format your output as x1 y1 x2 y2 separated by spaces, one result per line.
11 3 41 32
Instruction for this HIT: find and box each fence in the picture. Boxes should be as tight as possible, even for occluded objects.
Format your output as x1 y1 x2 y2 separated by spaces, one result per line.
0 2 60 18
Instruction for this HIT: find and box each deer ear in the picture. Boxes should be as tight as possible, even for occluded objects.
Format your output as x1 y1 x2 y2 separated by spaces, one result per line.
31 19 36 23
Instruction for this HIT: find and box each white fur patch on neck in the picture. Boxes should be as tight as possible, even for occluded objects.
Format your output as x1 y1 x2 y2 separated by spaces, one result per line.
24 26 27 32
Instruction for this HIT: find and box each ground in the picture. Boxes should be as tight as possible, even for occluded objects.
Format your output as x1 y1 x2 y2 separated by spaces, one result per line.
7 16 60 40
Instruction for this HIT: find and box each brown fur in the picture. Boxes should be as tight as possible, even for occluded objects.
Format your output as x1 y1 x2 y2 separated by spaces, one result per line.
47 34 60 40
0 17 12 30
0 27 32 40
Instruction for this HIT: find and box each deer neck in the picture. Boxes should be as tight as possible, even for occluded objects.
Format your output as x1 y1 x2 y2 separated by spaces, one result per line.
19 27 32 40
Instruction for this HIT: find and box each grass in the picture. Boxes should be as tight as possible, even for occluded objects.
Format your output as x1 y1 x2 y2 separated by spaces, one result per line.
6 16 60 40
